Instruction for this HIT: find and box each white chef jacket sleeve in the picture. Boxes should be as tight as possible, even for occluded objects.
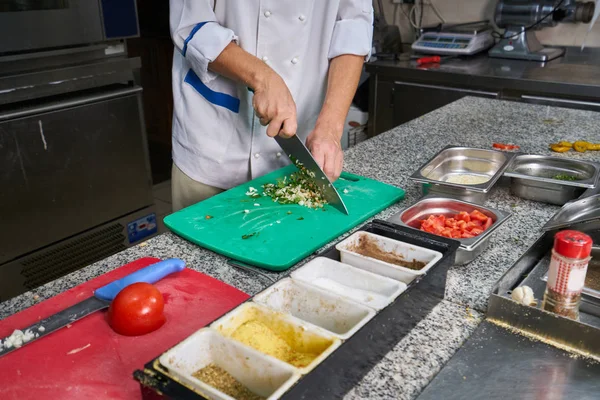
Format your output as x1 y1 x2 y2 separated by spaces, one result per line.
170 0 238 83
328 0 374 61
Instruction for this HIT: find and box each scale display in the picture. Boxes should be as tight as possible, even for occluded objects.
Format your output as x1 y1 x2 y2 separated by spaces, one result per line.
412 25 494 56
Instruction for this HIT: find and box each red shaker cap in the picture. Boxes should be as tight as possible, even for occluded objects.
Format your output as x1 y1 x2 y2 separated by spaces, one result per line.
554 230 593 259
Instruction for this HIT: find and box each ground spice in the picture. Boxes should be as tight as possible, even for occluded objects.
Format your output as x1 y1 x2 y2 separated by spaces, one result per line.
542 289 580 320
231 320 318 368
192 364 264 400
350 234 426 271
542 230 593 320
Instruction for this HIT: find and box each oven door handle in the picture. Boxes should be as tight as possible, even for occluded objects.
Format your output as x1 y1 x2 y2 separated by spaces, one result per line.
0 86 143 121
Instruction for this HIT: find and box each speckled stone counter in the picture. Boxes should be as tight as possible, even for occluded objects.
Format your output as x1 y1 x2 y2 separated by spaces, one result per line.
2 97 599 399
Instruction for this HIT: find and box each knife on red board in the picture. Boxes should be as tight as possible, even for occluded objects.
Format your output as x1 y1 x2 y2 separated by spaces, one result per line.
0 258 186 358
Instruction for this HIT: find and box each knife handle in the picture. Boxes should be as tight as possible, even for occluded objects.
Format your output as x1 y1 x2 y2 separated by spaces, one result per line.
94 258 186 301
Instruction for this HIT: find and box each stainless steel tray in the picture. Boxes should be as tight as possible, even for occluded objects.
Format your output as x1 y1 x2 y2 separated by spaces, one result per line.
504 155 599 206
410 146 514 191
410 146 515 204
505 155 599 188
488 220 600 359
387 196 512 265
542 194 600 231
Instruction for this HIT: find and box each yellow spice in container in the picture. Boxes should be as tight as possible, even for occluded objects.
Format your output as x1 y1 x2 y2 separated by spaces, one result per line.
231 320 317 368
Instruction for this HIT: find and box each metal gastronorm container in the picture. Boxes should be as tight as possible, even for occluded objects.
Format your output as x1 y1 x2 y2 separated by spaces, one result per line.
410 146 515 204
388 196 512 265
504 154 599 206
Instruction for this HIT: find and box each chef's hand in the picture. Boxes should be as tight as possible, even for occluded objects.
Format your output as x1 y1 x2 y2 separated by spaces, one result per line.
252 71 297 139
306 121 344 182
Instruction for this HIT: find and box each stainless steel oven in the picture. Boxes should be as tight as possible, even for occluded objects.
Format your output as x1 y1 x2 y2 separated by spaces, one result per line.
0 1 155 301
0 0 139 54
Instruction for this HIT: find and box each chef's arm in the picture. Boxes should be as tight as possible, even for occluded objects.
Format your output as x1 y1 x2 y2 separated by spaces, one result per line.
170 0 296 137
208 44 297 138
307 0 373 181
315 55 365 140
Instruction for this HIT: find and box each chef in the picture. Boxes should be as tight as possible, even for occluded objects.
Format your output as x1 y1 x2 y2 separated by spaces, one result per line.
169 0 373 211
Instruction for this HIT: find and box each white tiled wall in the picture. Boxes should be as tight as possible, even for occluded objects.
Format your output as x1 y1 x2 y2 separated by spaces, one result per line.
382 0 600 47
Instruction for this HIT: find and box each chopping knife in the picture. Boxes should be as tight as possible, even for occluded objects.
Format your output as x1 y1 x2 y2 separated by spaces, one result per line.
274 134 349 215
0 258 186 358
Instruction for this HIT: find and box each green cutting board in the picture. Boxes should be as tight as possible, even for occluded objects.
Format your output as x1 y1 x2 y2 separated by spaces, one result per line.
164 165 405 271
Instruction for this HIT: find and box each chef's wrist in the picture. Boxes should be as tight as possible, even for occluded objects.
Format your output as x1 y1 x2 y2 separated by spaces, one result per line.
315 112 344 140
248 64 277 92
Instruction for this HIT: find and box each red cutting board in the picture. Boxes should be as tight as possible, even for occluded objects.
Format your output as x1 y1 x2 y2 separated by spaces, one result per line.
0 257 250 400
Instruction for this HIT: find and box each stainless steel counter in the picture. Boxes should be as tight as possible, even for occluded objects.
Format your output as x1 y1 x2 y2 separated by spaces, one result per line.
366 47 600 136
416 321 600 400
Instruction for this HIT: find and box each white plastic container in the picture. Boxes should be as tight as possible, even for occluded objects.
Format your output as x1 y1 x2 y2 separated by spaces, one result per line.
158 328 300 400
253 278 376 339
335 231 443 284
211 303 341 374
290 257 406 310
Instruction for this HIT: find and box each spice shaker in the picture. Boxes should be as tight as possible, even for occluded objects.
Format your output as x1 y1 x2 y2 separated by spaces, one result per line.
542 230 593 320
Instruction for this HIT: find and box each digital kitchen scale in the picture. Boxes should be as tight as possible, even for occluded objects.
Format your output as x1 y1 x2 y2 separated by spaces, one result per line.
412 21 495 56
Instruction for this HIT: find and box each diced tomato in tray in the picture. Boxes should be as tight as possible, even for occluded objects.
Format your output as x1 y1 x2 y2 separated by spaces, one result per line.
419 210 494 239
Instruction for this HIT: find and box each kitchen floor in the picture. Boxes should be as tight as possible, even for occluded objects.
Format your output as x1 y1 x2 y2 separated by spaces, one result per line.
152 180 172 234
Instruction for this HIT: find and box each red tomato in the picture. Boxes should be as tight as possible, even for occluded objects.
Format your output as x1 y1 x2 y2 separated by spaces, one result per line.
493 143 520 151
420 210 492 239
483 217 493 230
470 210 489 222
107 282 166 336
456 212 471 223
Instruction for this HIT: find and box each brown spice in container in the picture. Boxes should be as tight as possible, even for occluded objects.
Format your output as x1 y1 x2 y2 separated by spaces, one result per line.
350 234 426 271
542 289 580 320
192 364 265 400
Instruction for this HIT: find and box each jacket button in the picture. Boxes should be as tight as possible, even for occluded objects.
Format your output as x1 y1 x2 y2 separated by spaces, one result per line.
276 152 282 158
254 153 260 158
291 57 299 64
262 56 269 62
299 15 306 21
264 10 271 18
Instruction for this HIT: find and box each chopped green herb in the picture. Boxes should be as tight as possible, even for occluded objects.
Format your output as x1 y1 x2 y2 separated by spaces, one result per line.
247 158 327 210
287 211 292 215
242 233 257 239
553 174 578 181
297 217 304 220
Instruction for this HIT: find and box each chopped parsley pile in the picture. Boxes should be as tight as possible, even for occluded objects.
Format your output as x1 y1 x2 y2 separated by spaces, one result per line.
246 159 328 210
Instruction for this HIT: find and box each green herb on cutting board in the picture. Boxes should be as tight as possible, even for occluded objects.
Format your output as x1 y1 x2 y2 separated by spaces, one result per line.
242 232 258 239
297 217 304 220
553 174 578 181
246 159 327 210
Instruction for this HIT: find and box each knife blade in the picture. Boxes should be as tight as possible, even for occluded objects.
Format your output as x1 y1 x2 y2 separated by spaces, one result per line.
274 135 349 215
0 258 186 358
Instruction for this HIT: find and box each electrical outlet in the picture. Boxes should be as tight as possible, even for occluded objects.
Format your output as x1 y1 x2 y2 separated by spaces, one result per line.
392 0 415 4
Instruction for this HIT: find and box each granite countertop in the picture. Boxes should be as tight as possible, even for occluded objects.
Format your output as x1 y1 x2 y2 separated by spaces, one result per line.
2 97 599 399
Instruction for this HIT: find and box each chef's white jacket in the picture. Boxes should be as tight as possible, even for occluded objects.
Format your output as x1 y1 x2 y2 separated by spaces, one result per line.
170 0 373 189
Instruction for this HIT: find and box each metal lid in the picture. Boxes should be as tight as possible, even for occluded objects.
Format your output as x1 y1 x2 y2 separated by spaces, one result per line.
541 193 600 232
554 230 593 259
